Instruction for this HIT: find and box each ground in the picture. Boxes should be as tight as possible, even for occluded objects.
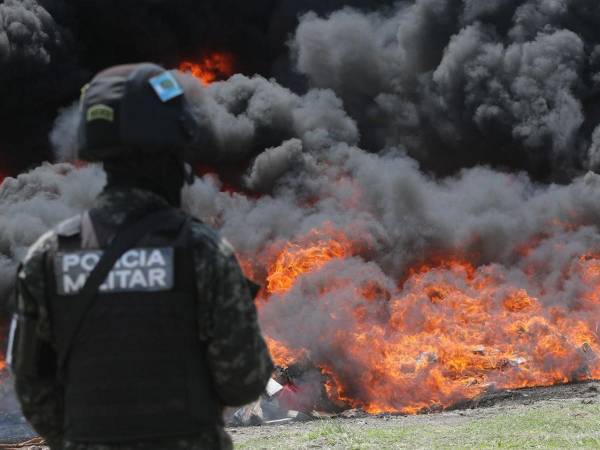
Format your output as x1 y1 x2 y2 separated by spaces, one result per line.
230 382 600 449
2 382 600 449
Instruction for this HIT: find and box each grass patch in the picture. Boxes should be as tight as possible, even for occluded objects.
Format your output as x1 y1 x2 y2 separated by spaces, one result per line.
235 402 600 449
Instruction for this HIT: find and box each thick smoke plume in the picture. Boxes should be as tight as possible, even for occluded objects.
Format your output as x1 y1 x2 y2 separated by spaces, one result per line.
292 1 600 179
5 0 600 178
0 0 385 172
2 0 600 414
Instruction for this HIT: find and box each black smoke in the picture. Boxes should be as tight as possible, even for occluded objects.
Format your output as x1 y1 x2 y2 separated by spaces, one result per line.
291 0 600 180
6 0 600 180
0 0 389 172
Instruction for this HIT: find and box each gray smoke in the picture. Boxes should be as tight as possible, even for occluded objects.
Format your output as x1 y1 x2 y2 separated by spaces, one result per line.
0 0 85 169
3 0 600 414
292 1 600 179
49 103 80 163
0 0 386 171
29 0 600 180
191 74 359 163
185 140 600 278
0 0 56 65
50 73 358 166
0 164 104 306
245 139 306 193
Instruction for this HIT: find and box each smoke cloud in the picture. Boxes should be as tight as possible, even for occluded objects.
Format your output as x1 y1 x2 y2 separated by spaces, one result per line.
0 0 85 169
291 1 600 179
0 0 384 172
6 0 600 179
3 0 600 414
0 164 104 310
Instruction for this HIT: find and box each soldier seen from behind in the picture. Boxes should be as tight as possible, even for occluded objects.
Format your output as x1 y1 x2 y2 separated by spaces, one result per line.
7 63 274 450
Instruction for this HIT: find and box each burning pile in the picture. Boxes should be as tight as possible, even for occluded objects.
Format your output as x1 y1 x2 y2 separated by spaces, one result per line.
185 144 600 415
255 234 600 414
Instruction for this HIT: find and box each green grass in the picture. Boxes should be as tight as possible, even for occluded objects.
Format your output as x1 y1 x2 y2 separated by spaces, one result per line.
234 402 600 449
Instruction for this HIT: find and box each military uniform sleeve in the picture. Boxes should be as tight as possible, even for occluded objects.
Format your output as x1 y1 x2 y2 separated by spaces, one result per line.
193 229 274 407
10 232 65 448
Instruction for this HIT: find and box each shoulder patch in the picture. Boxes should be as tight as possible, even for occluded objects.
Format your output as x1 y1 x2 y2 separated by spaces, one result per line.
149 71 183 103
55 215 82 237
86 104 114 123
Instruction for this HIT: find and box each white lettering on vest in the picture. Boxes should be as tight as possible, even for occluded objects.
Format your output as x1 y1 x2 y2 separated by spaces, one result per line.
81 253 100 272
63 253 80 272
128 269 147 289
147 250 166 267
148 268 167 287
121 250 138 269
63 273 87 294
56 247 174 295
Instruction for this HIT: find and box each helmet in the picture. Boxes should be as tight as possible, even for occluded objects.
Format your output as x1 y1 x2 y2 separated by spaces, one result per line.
77 63 199 162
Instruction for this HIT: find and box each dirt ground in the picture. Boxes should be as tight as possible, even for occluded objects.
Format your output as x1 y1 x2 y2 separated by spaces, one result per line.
0 382 600 450
230 381 600 449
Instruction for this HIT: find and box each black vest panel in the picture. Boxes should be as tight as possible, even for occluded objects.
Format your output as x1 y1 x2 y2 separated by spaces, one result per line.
48 211 220 443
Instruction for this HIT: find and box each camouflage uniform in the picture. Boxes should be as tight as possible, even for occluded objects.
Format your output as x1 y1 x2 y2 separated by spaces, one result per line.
12 186 274 450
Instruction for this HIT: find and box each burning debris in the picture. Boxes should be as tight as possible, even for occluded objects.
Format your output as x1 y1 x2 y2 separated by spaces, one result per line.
184 145 600 414
227 364 341 426
3 0 600 425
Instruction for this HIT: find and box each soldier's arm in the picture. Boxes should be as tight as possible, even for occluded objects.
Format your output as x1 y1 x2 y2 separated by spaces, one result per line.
9 233 65 448
193 231 274 407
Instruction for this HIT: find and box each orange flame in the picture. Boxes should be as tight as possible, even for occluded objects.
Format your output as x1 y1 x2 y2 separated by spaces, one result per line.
179 52 234 85
265 336 307 367
257 226 600 414
266 230 352 294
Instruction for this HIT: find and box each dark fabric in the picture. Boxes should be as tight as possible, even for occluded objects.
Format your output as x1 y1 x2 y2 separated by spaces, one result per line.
49 208 220 442
62 428 233 450
102 153 186 207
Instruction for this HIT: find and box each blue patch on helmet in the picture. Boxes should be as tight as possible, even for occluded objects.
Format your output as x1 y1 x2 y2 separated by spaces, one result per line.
149 72 184 102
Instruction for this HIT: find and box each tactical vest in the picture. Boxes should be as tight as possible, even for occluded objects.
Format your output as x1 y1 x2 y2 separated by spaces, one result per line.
47 208 220 443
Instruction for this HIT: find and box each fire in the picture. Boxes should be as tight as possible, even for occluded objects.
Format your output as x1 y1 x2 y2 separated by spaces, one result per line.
257 227 600 414
179 52 234 85
265 336 307 367
266 230 352 294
